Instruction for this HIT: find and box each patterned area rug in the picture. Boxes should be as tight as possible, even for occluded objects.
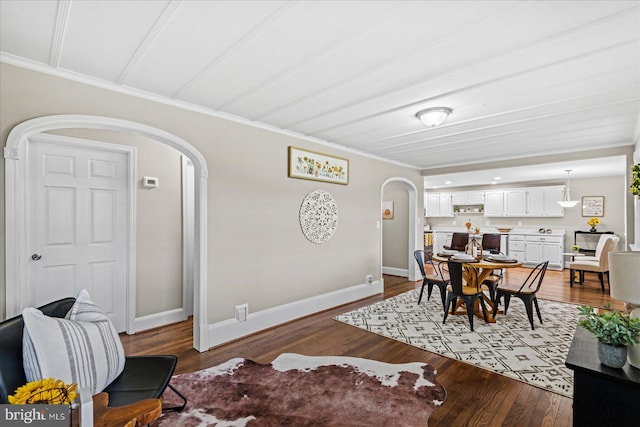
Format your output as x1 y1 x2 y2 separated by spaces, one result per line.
154 353 446 426
334 289 579 397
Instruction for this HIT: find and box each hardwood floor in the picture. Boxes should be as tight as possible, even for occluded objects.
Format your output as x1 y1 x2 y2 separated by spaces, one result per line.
121 267 619 426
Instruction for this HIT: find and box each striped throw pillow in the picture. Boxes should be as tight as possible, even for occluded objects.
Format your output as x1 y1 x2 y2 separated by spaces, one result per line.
22 290 125 395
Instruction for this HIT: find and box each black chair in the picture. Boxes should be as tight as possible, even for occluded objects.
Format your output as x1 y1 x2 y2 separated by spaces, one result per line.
414 250 449 308
443 260 489 331
443 232 469 251
492 261 549 330
481 233 501 253
0 298 186 411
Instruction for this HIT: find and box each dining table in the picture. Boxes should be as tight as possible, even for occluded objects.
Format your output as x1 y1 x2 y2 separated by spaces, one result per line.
432 253 523 323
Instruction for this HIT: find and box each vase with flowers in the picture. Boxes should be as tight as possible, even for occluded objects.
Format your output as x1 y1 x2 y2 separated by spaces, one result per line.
587 217 600 232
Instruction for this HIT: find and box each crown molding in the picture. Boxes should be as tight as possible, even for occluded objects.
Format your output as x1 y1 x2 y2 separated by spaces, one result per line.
0 53 419 171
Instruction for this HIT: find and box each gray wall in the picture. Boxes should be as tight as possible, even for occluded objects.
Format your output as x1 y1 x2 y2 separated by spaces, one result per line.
0 62 423 323
382 181 409 270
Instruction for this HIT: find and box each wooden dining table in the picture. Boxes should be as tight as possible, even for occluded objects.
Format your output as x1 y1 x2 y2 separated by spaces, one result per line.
432 254 522 323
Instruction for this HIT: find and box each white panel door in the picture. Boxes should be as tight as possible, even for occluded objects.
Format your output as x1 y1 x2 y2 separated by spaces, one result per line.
28 138 130 331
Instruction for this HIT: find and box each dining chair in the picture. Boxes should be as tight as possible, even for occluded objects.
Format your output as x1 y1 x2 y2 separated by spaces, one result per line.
492 261 549 330
443 232 469 251
481 233 501 254
414 250 449 309
443 260 489 331
569 235 619 291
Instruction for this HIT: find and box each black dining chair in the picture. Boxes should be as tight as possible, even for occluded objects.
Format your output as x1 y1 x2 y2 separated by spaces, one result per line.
414 250 449 309
492 261 549 330
443 260 489 331
443 232 469 251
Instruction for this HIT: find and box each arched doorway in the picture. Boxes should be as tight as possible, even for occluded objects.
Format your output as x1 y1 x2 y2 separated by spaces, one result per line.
380 177 420 283
4 115 209 351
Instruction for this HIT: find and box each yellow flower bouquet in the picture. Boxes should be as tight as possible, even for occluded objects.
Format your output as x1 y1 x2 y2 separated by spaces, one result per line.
9 378 77 405
587 217 600 231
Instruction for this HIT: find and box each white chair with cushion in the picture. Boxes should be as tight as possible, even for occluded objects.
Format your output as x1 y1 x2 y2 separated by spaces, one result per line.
569 235 619 291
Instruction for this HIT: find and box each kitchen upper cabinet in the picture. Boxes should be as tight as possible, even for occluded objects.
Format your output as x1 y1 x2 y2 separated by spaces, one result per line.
527 186 564 217
452 191 484 205
505 190 526 216
480 186 565 217
484 191 505 217
425 192 453 217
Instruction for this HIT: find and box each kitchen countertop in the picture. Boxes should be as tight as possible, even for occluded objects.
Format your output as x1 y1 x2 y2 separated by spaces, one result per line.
428 227 565 237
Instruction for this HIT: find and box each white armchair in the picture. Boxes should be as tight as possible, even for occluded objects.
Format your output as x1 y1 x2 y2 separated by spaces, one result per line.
569 235 620 291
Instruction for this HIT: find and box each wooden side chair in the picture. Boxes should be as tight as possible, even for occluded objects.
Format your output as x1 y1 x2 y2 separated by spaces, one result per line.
443 260 489 331
481 233 501 253
493 261 549 330
414 250 449 308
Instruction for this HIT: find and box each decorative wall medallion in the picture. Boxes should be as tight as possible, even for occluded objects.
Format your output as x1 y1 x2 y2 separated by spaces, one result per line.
299 190 339 244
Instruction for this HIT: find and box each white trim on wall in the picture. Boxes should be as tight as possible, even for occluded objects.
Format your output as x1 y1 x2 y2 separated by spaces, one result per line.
206 280 382 348
381 267 409 277
4 114 210 352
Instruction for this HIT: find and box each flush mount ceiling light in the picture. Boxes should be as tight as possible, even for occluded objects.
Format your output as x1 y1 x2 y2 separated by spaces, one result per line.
416 107 452 127
557 169 580 208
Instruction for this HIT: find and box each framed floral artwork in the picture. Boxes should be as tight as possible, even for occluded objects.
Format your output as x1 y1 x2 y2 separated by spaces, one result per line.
288 146 349 185
581 196 604 217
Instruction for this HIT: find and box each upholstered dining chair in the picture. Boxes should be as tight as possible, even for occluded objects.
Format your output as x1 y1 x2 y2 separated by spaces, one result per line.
414 250 449 309
443 232 469 251
569 235 620 291
493 261 549 330
481 233 501 254
443 260 489 331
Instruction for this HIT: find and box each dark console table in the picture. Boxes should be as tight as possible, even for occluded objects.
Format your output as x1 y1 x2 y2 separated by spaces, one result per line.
574 230 614 255
565 327 640 426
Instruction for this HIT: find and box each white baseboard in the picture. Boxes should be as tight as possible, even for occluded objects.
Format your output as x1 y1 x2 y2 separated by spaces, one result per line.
382 266 408 277
205 280 383 349
134 308 188 333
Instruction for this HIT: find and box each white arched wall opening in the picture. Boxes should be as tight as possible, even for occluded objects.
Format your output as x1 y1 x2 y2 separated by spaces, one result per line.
380 177 420 282
4 115 209 352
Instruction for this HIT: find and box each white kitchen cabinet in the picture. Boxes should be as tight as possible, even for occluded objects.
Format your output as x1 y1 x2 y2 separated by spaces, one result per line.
452 191 485 205
424 192 453 217
527 186 564 217
505 190 527 216
484 191 505 216
526 188 545 216
542 186 565 217
432 232 452 254
525 235 564 270
508 234 525 261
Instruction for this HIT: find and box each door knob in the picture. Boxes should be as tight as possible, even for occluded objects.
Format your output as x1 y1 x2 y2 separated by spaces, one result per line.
31 253 42 261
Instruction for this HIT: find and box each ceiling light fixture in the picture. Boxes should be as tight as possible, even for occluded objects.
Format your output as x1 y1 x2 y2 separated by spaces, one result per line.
416 107 452 127
557 169 580 208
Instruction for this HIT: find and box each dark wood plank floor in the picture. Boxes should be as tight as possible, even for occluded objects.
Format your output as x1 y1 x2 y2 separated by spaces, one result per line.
121 267 619 426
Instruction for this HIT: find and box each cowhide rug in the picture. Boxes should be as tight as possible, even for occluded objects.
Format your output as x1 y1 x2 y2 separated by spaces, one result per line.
154 353 446 426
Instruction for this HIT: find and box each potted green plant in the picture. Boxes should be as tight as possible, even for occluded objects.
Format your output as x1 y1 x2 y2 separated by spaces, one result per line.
571 245 580 253
630 164 640 196
578 305 640 368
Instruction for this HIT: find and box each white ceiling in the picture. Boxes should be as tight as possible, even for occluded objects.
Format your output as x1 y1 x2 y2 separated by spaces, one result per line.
1 0 639 185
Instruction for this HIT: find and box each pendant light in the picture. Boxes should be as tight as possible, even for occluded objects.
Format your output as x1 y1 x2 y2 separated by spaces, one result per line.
557 169 580 208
